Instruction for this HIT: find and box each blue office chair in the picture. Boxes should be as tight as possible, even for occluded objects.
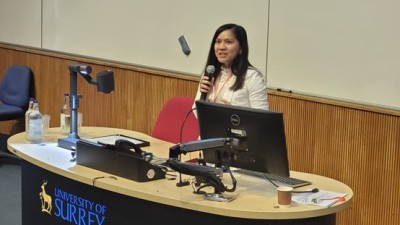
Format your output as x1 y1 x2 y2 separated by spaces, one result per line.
0 65 33 159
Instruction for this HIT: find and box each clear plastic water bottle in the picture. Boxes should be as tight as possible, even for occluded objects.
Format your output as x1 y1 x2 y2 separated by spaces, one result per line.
25 98 35 140
60 93 71 134
27 99 43 143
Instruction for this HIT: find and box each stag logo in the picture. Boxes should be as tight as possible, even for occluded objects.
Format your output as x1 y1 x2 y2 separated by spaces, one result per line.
39 180 52 214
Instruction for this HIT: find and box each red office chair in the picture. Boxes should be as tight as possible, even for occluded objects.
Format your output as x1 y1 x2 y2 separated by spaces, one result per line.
152 96 199 144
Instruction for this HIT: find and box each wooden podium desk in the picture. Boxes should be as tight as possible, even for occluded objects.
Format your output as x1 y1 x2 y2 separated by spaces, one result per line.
8 127 353 225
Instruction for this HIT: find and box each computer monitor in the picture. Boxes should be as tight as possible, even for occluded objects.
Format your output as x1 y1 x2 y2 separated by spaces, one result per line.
195 101 290 177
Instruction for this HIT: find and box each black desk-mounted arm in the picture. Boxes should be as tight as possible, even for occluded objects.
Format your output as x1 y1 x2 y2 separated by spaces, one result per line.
167 159 226 194
169 137 237 159
167 137 240 195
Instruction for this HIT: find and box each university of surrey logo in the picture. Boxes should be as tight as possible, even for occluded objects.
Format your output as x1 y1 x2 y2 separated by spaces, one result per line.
37 181 108 224
39 180 52 214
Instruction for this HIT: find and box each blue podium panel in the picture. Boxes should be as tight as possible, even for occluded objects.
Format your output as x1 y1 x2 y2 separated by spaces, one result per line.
21 161 336 225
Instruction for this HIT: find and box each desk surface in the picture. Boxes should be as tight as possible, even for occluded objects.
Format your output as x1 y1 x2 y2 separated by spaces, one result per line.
8 127 353 220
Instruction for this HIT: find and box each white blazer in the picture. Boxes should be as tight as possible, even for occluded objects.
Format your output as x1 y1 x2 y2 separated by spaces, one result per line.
194 67 269 110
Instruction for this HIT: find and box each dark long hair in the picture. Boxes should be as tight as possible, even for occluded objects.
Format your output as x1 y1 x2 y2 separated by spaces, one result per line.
204 23 252 91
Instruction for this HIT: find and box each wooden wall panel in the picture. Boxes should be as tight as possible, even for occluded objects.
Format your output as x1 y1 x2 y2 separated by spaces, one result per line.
0 46 199 136
269 93 400 225
1 45 399 225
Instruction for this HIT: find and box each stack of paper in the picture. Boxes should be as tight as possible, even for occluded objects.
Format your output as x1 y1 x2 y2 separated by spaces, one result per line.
292 190 347 207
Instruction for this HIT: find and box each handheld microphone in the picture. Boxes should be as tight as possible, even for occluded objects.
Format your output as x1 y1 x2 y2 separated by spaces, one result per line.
200 65 215 101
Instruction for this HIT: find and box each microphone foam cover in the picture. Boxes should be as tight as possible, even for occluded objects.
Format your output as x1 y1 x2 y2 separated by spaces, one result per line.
206 65 215 74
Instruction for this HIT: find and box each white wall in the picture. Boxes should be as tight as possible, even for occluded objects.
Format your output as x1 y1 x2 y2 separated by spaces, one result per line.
1 0 399 109
41 0 269 75
267 0 400 109
0 0 41 47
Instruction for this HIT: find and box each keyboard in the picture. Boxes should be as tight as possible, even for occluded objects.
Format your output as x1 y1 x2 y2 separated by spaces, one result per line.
233 168 311 188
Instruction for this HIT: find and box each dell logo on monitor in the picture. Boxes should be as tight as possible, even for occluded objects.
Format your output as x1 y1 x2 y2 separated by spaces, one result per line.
230 114 240 126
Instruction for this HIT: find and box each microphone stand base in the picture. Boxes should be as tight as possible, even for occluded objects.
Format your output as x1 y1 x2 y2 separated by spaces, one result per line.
176 180 190 187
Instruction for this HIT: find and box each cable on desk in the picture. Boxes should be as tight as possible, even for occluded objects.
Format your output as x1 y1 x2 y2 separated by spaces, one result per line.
92 175 118 186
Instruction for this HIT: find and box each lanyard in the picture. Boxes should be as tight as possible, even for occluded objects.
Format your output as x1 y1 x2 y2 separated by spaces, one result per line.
213 72 233 103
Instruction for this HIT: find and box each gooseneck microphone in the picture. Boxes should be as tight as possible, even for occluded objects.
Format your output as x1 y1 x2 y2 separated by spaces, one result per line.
200 65 215 101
